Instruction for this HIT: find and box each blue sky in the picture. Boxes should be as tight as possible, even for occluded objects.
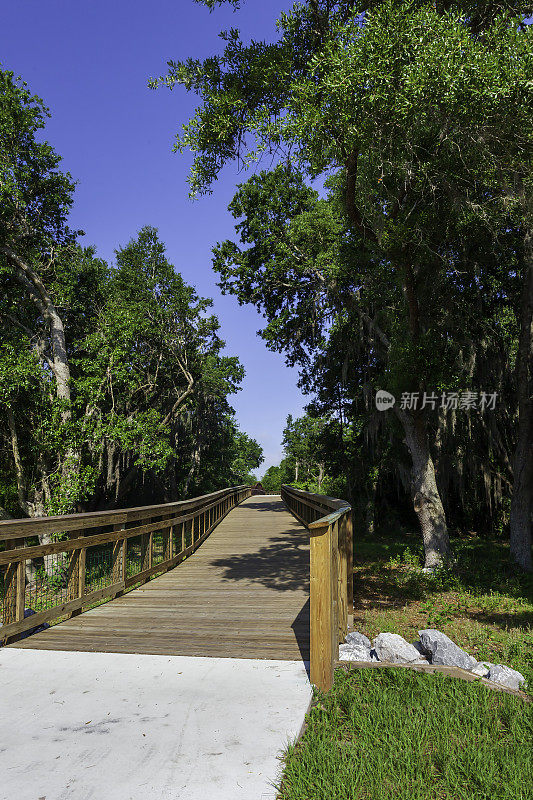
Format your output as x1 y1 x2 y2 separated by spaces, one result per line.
1 0 308 473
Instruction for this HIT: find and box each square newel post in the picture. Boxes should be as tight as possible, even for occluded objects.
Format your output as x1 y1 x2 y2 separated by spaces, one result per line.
345 511 354 627
336 517 348 643
2 540 25 626
308 520 337 693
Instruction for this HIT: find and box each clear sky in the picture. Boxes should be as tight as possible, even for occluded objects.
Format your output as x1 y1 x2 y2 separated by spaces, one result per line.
1 0 307 473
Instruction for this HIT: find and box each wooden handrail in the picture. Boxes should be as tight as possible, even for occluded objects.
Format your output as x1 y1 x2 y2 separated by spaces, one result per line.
281 484 353 692
0 485 251 644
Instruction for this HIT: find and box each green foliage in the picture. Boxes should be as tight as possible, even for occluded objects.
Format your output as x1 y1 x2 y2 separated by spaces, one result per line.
261 457 296 493
0 69 76 253
153 0 531 549
1 220 263 512
0 67 262 515
230 429 264 483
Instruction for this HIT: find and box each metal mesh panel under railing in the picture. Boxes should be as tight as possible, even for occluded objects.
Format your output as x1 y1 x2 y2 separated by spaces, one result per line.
0 485 251 637
172 522 184 556
125 535 143 579
85 541 113 592
22 550 70 614
152 530 165 566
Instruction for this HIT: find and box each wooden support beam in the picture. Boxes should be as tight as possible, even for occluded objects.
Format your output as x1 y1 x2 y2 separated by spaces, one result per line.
66 548 81 603
71 543 86 618
165 514 172 562
335 519 347 643
2 539 24 625
15 559 25 622
345 511 354 623
309 523 335 693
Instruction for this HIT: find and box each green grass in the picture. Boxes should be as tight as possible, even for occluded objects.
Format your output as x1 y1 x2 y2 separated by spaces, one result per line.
277 668 533 800
352 529 533 690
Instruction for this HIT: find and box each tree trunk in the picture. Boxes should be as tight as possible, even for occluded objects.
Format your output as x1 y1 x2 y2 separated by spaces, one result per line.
365 466 378 536
397 408 452 568
510 225 533 572
184 445 202 496
2 245 81 514
317 462 324 492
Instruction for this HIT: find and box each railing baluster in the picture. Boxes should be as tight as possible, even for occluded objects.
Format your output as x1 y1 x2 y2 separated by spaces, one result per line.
15 559 25 623
140 525 150 578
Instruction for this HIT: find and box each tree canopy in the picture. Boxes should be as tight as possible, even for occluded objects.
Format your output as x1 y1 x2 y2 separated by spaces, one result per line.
155 0 532 569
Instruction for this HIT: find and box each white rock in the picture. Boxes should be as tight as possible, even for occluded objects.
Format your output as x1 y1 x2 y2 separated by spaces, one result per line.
471 662 493 678
338 643 373 661
345 631 371 649
418 629 477 670
372 633 427 664
487 664 526 691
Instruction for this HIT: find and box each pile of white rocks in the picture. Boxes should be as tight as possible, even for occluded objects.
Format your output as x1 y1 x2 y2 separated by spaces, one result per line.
339 629 527 692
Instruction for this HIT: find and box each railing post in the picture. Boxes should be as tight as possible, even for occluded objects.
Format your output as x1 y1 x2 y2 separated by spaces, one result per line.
66 536 81 605
112 523 126 587
346 511 353 626
2 540 25 626
140 525 151 578
309 523 336 693
336 518 347 642
167 513 174 561
71 537 86 617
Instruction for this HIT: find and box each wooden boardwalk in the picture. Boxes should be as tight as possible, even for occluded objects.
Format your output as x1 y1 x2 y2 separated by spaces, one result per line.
9 496 310 661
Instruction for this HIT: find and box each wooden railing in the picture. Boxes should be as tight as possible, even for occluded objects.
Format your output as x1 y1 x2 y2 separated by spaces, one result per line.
0 485 251 645
281 485 353 692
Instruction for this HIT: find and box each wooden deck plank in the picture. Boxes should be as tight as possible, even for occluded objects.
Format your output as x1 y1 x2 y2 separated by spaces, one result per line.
9 496 310 661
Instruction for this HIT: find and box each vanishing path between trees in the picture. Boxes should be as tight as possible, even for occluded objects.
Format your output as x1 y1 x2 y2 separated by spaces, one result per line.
1 496 313 800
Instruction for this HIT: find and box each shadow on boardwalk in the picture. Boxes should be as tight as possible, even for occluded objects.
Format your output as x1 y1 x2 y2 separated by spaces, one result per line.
211 532 310 593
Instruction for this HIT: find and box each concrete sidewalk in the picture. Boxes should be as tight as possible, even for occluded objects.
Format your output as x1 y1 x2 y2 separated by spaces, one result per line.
0 649 312 800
